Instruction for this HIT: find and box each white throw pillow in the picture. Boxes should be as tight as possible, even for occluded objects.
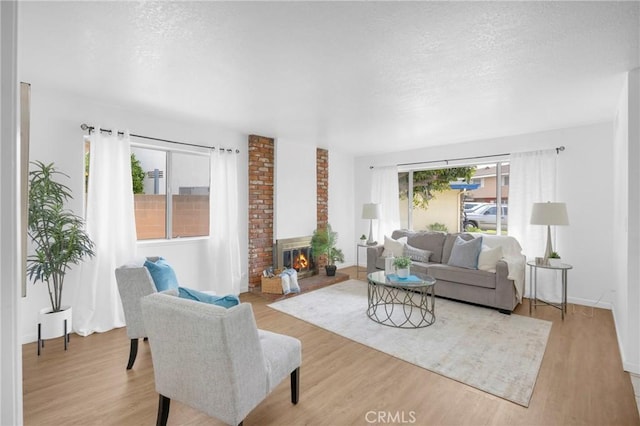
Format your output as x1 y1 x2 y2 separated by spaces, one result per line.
382 235 408 257
478 245 503 273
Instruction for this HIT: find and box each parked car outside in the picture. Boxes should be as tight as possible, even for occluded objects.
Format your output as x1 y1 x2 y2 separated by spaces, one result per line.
464 204 508 231
464 202 487 212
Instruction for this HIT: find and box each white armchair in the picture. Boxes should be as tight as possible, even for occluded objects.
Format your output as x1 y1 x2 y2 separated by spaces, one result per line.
141 292 301 426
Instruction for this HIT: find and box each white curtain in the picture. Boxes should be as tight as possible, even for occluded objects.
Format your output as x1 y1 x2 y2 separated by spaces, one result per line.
207 148 241 295
508 149 559 302
371 166 401 243
74 129 137 336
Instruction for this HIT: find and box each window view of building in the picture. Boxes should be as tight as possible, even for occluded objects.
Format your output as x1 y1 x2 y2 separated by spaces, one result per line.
131 147 210 240
399 162 509 235
85 141 210 240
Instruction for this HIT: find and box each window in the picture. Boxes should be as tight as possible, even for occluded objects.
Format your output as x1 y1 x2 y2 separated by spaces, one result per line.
398 172 410 229
399 167 476 233
399 161 509 235
131 147 210 240
85 140 210 240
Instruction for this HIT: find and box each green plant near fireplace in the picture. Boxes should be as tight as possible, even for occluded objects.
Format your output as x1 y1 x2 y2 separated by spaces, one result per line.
311 223 344 277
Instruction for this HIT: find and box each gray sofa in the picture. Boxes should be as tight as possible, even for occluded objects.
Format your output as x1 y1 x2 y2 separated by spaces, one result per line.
366 230 522 313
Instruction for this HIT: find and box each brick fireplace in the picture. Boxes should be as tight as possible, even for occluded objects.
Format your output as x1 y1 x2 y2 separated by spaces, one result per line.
247 136 329 289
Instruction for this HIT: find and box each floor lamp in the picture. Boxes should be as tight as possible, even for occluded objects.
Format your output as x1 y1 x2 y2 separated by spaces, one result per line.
530 202 569 260
362 203 381 246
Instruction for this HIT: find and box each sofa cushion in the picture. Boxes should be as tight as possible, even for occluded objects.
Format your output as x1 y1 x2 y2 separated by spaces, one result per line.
404 244 432 263
442 233 474 264
427 264 496 289
409 261 428 275
447 236 483 270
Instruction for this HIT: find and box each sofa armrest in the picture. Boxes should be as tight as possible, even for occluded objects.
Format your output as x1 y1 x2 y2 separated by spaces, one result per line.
366 246 384 274
494 260 517 311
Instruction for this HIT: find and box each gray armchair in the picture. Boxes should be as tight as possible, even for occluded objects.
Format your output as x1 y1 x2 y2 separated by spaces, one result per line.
141 292 301 426
115 262 158 369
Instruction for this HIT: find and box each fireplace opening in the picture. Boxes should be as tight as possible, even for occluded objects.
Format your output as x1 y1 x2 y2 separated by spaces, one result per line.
275 236 316 279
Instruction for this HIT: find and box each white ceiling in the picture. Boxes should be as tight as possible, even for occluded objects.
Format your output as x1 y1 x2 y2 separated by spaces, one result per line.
18 1 639 156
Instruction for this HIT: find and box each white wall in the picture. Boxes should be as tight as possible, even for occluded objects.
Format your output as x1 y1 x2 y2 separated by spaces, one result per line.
328 148 356 267
613 74 630 369
21 85 248 343
274 138 317 239
613 69 640 374
355 122 616 309
628 68 640 374
1 1 23 424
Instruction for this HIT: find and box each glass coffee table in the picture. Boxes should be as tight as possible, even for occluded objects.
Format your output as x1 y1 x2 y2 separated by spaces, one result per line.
367 270 437 328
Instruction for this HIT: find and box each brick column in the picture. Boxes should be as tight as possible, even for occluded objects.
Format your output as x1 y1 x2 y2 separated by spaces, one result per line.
317 148 329 228
316 148 329 273
248 135 274 289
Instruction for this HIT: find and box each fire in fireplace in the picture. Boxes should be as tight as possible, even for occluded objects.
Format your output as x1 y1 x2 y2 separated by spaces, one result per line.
293 252 309 270
274 236 315 279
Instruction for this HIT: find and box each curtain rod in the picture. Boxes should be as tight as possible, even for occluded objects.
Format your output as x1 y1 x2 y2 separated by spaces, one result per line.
80 123 240 153
369 146 565 169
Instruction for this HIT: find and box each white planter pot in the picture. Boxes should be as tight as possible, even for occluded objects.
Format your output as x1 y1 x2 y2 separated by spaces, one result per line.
397 268 410 278
548 259 562 267
38 306 72 355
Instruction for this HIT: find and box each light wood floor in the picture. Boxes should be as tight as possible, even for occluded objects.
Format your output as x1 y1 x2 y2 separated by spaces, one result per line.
23 266 640 425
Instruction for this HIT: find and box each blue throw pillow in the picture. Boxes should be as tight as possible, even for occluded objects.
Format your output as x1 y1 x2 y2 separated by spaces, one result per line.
447 236 483 270
144 257 179 291
178 287 240 308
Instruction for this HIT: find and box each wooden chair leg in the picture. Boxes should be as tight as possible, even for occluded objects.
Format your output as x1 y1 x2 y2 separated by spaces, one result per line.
156 394 170 426
126 338 139 370
291 367 300 404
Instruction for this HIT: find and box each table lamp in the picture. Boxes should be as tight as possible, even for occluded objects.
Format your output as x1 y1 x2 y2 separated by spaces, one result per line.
530 201 569 260
362 203 381 246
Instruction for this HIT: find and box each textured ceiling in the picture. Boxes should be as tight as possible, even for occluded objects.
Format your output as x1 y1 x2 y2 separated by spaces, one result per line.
18 1 639 155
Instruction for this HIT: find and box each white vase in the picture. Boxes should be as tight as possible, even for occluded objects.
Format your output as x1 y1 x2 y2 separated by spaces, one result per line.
397 268 410 278
38 306 72 355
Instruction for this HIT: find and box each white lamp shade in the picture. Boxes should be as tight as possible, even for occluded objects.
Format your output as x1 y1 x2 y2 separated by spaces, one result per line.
362 203 381 220
530 202 569 226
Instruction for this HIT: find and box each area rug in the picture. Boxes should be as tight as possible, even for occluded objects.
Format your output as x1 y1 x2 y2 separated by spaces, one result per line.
268 279 551 407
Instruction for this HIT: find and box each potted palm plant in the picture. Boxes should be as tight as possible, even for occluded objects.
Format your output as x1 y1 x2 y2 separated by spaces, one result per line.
311 223 345 276
27 161 95 352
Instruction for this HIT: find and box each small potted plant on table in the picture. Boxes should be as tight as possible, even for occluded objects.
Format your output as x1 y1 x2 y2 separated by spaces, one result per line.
548 251 562 267
393 256 412 278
